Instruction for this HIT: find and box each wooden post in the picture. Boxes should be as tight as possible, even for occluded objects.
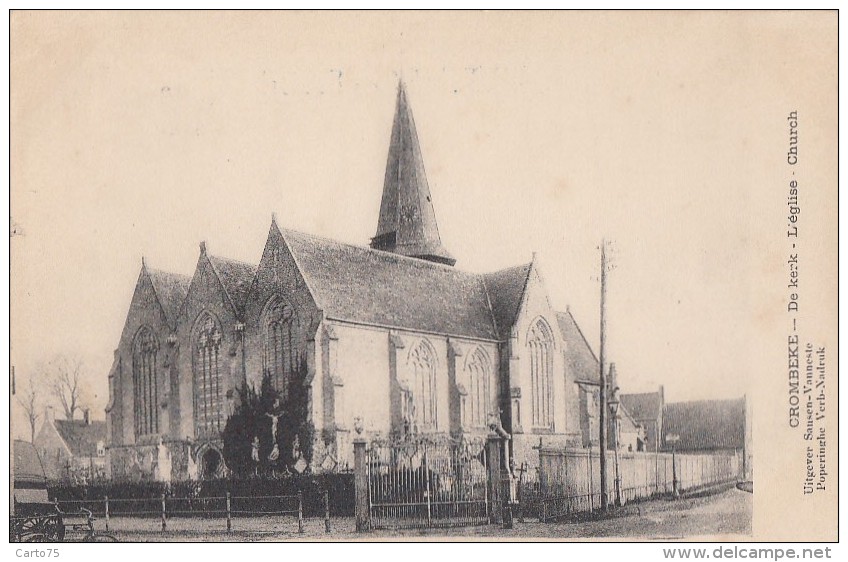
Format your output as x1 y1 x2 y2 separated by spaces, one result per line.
423 449 432 528
160 493 166 532
353 438 370 532
598 239 610 512
104 496 110 532
324 490 331 533
226 492 231 533
672 446 679 498
517 471 524 523
297 491 304 534
587 448 593 511
10 366 14 518
485 434 502 525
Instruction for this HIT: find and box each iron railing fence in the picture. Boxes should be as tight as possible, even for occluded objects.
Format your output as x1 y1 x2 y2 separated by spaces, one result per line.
54 490 331 534
516 468 542 522
366 435 490 530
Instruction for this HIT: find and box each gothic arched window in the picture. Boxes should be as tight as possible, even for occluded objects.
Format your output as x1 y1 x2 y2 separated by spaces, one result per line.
465 347 490 428
133 327 159 437
194 312 224 437
263 297 295 399
408 340 437 430
528 319 555 429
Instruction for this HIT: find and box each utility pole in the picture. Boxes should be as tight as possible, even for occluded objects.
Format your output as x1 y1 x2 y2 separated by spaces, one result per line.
11 365 15 516
599 239 609 512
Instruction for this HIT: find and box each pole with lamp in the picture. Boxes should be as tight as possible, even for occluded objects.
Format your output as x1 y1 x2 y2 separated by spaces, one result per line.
666 433 680 498
597 239 612 511
608 379 622 508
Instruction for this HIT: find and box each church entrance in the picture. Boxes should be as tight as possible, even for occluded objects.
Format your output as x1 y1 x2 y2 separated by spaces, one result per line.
200 447 223 480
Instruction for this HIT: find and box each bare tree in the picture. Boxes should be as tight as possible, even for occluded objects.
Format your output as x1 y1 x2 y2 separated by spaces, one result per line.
16 374 42 443
48 355 85 421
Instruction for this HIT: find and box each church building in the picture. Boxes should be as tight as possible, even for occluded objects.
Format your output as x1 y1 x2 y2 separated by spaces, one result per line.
105 82 601 480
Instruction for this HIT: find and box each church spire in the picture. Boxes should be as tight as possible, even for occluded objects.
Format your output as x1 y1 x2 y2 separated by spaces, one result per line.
371 80 456 266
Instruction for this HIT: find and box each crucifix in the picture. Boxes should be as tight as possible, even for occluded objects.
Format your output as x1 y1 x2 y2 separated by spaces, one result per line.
266 398 282 461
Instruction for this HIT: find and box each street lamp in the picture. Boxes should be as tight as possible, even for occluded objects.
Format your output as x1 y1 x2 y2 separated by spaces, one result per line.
608 385 622 508
666 433 680 498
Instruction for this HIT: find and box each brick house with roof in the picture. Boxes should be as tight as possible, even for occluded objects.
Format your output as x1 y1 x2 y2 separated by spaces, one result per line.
661 397 748 457
620 387 665 452
35 409 108 482
105 81 605 480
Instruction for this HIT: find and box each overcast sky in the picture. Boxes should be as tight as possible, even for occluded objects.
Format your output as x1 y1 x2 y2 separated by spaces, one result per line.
9 12 836 438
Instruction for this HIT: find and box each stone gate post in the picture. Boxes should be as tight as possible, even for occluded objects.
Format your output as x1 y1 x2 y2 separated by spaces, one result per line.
486 434 502 525
353 437 370 532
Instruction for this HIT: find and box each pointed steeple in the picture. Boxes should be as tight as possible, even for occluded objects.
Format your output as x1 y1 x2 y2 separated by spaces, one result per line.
371 80 456 266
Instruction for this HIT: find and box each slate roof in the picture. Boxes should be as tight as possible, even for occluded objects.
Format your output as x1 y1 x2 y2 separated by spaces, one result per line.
662 398 746 452
14 440 47 482
208 255 258 314
53 420 107 458
483 264 532 339
147 268 191 326
556 309 600 384
621 391 664 422
282 228 499 340
133 229 601 348
617 402 642 432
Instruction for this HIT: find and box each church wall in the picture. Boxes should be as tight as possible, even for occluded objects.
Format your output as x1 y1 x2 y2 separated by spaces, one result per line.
326 323 391 470
577 381 600 448
110 270 175 450
400 335 450 433
564 363 583 445
175 253 244 445
330 323 391 434
507 263 582 469
241 225 323 471
316 321 500 469
446 338 500 437
242 225 321 394
105 351 122 454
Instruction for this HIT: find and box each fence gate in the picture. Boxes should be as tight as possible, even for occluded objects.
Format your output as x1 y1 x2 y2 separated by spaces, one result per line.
366 435 489 529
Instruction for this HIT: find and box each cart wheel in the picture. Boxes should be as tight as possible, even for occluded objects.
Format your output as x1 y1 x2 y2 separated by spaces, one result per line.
16 517 47 542
49 515 64 542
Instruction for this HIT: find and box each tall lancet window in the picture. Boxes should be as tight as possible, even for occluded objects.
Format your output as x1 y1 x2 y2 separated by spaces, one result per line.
408 340 437 430
133 327 159 438
528 319 555 429
263 297 295 399
194 312 224 437
465 347 490 428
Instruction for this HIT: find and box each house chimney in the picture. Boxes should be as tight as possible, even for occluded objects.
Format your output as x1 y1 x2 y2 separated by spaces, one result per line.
83 408 90 425
45 405 55 424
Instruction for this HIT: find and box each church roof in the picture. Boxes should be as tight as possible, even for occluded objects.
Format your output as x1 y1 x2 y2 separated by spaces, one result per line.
482 263 532 339
282 228 498 340
53 419 107 458
621 390 664 422
556 309 600 384
662 398 746 452
371 81 455 266
208 255 258 315
147 268 191 326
